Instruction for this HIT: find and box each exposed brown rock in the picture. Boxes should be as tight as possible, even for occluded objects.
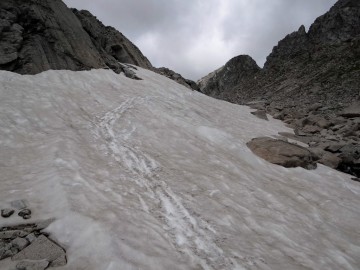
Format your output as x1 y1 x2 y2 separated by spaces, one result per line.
247 137 319 170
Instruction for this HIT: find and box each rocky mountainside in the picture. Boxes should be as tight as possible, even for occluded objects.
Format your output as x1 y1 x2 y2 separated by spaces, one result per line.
0 0 199 88
198 0 360 177
0 0 152 76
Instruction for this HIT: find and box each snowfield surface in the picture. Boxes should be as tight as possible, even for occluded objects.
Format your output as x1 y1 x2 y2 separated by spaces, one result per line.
0 67 359 270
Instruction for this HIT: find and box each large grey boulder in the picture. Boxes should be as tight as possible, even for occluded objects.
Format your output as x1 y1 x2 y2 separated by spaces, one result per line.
247 137 319 169
12 235 66 267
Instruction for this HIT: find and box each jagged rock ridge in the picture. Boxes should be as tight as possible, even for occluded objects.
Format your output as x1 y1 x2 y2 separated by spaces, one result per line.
198 0 360 177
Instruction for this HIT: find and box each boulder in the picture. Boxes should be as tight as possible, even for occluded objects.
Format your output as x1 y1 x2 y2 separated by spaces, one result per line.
339 102 360 118
302 125 322 134
247 137 319 169
1 209 14 218
25 234 37 244
325 142 347 153
11 237 29 251
339 144 360 163
337 143 360 177
250 110 269 121
18 209 32 220
12 235 66 267
320 152 342 169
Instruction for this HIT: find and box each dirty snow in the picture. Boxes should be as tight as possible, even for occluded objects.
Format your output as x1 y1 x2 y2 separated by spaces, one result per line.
0 67 359 270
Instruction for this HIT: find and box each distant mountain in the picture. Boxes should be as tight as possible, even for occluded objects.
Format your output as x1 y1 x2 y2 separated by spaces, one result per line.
198 0 360 177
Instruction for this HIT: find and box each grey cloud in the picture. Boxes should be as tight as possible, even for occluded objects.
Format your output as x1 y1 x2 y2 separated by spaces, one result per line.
64 0 337 80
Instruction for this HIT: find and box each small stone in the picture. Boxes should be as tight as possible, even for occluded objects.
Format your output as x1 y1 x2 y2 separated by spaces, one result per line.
11 237 29 251
16 260 49 270
294 129 307 136
251 110 269 121
25 234 37 243
0 243 18 259
1 208 15 218
18 209 32 218
325 143 346 153
22 215 32 220
3 248 16 259
302 125 322 134
0 230 28 239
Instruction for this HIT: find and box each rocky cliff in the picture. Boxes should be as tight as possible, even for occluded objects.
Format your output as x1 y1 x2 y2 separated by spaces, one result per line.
198 0 360 177
0 0 153 76
0 0 199 87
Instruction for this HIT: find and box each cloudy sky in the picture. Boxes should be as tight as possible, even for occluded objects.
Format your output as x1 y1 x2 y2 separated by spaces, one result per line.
64 0 337 80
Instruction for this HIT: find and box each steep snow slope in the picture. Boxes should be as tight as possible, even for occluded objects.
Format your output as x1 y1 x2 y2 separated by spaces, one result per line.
0 67 359 270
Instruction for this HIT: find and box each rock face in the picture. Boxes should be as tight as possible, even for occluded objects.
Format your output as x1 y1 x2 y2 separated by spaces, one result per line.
247 137 319 170
0 0 150 76
198 55 260 100
72 9 152 72
0 0 198 87
198 0 360 177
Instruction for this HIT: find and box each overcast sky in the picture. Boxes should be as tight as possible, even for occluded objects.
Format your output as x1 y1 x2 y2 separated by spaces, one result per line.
64 0 337 80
